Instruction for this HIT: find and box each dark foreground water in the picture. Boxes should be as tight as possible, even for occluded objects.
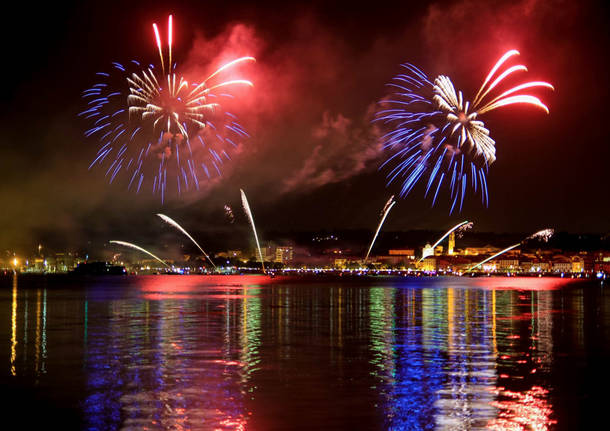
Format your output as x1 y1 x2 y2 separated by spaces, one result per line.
0 274 608 430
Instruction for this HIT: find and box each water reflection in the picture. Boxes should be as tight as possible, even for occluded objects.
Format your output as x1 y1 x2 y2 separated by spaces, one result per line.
10 274 17 376
1 274 605 430
83 277 264 430
6 273 48 377
368 284 562 430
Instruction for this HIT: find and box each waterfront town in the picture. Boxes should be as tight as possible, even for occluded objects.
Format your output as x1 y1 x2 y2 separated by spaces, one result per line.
3 230 610 276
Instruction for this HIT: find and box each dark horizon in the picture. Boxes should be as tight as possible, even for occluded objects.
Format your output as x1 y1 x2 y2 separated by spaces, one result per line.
2 0 609 253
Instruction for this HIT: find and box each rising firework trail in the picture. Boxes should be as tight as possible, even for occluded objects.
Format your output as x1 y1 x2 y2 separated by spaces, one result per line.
109 240 171 268
419 220 472 262
240 189 265 272
467 228 554 272
364 195 396 263
377 50 553 212
81 15 255 202
156 214 216 269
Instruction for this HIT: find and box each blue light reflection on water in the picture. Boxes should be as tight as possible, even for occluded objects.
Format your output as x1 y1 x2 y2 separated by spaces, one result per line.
368 287 499 430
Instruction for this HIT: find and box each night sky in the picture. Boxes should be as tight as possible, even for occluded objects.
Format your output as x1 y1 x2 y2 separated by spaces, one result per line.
1 0 609 254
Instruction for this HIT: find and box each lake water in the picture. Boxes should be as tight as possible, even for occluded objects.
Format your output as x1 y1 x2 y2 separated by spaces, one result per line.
0 274 607 430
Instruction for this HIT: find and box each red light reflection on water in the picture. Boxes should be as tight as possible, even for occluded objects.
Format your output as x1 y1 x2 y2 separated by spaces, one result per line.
213 359 246 367
137 274 280 300
487 386 556 431
471 277 576 291
142 293 261 300
140 274 277 289
216 417 247 431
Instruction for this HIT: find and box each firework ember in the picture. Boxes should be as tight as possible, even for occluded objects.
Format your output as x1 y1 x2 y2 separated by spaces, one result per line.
455 221 474 238
526 228 555 242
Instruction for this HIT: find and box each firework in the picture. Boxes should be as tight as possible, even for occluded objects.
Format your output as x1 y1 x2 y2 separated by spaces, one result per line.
240 189 265 272
467 227 554 272
81 15 255 202
224 205 235 223
364 195 396 263
156 213 216 268
455 221 474 238
377 50 553 212
109 240 170 268
419 220 472 261
525 228 554 242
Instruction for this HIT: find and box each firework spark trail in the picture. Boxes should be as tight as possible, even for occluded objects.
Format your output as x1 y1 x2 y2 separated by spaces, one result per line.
240 189 265 273
377 50 553 211
467 228 555 272
157 214 216 268
81 15 255 202
419 220 472 262
467 243 521 273
364 195 396 263
109 240 171 268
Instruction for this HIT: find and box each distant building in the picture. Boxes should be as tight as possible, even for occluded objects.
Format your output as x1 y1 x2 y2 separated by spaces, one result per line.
421 243 434 260
519 259 534 272
571 256 584 273
388 249 415 259
264 242 276 262
447 256 473 273
275 246 294 263
32 258 46 272
388 248 415 267
376 248 415 268
448 232 455 255
552 256 571 273
497 257 519 272
420 256 437 272
532 260 551 272
334 258 347 269
375 254 412 268
56 253 80 272
462 245 501 256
